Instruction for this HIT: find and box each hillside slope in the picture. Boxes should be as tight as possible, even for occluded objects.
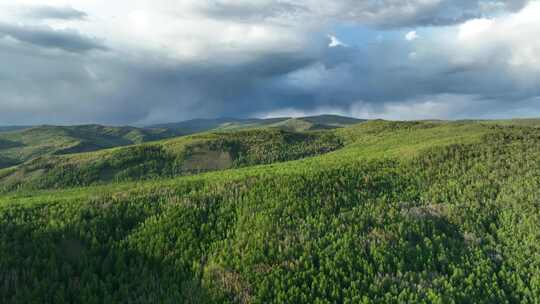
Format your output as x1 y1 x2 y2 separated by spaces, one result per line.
0 128 343 192
148 114 365 134
0 125 177 169
1 120 539 303
0 115 363 170
0 126 30 133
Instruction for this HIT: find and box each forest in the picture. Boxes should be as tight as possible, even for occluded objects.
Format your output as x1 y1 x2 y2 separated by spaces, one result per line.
0 119 539 303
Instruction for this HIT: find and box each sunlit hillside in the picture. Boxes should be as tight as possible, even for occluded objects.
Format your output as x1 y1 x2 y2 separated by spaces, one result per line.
1 119 539 303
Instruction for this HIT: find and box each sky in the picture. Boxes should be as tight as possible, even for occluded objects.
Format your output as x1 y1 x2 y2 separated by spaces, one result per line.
1 0 539 125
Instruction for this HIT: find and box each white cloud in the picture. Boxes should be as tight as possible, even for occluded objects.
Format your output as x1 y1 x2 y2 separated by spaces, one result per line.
0 1 317 62
450 1 540 73
457 18 494 41
328 35 347 48
0 1 529 60
405 30 419 41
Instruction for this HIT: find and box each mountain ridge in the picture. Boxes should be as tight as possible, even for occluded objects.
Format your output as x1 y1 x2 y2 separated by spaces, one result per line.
0 124 178 169
146 114 365 134
0 115 365 169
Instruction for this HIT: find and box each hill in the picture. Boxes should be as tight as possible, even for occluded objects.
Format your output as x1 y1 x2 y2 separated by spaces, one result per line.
0 126 30 133
0 128 343 192
479 118 540 127
0 125 178 169
148 114 365 134
1 119 539 303
0 115 363 170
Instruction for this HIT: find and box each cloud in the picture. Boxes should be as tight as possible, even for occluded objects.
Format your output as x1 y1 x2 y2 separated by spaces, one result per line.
328 35 347 47
199 0 309 22
193 0 531 28
262 93 540 121
405 31 419 41
451 2 540 72
23 5 87 20
0 23 107 53
0 0 538 125
0 35 319 125
261 1 540 119
336 0 531 28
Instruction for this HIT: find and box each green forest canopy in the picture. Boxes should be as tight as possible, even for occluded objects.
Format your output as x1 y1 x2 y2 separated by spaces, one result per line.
1 119 539 303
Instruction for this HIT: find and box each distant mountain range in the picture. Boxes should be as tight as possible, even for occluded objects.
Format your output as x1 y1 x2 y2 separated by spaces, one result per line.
0 126 30 133
0 115 364 169
0 125 176 169
148 114 365 134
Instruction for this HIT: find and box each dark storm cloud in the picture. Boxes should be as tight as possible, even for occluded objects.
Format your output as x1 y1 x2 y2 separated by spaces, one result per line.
112 51 320 123
130 37 540 121
201 0 530 28
0 23 106 53
24 6 88 20
1 30 540 125
343 0 531 28
203 1 308 22
231 38 540 118
0 1 538 125
0 39 320 125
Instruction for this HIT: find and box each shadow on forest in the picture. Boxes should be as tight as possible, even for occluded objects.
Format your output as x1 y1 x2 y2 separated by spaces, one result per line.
0 209 212 303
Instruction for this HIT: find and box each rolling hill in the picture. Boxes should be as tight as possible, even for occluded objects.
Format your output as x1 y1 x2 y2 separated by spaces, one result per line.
148 114 365 134
0 115 363 170
0 125 178 169
1 119 539 303
0 126 30 133
0 128 343 192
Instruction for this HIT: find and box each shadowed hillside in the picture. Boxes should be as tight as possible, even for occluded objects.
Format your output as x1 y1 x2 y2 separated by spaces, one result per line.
0 125 178 169
148 114 365 134
0 128 343 192
0 115 363 170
